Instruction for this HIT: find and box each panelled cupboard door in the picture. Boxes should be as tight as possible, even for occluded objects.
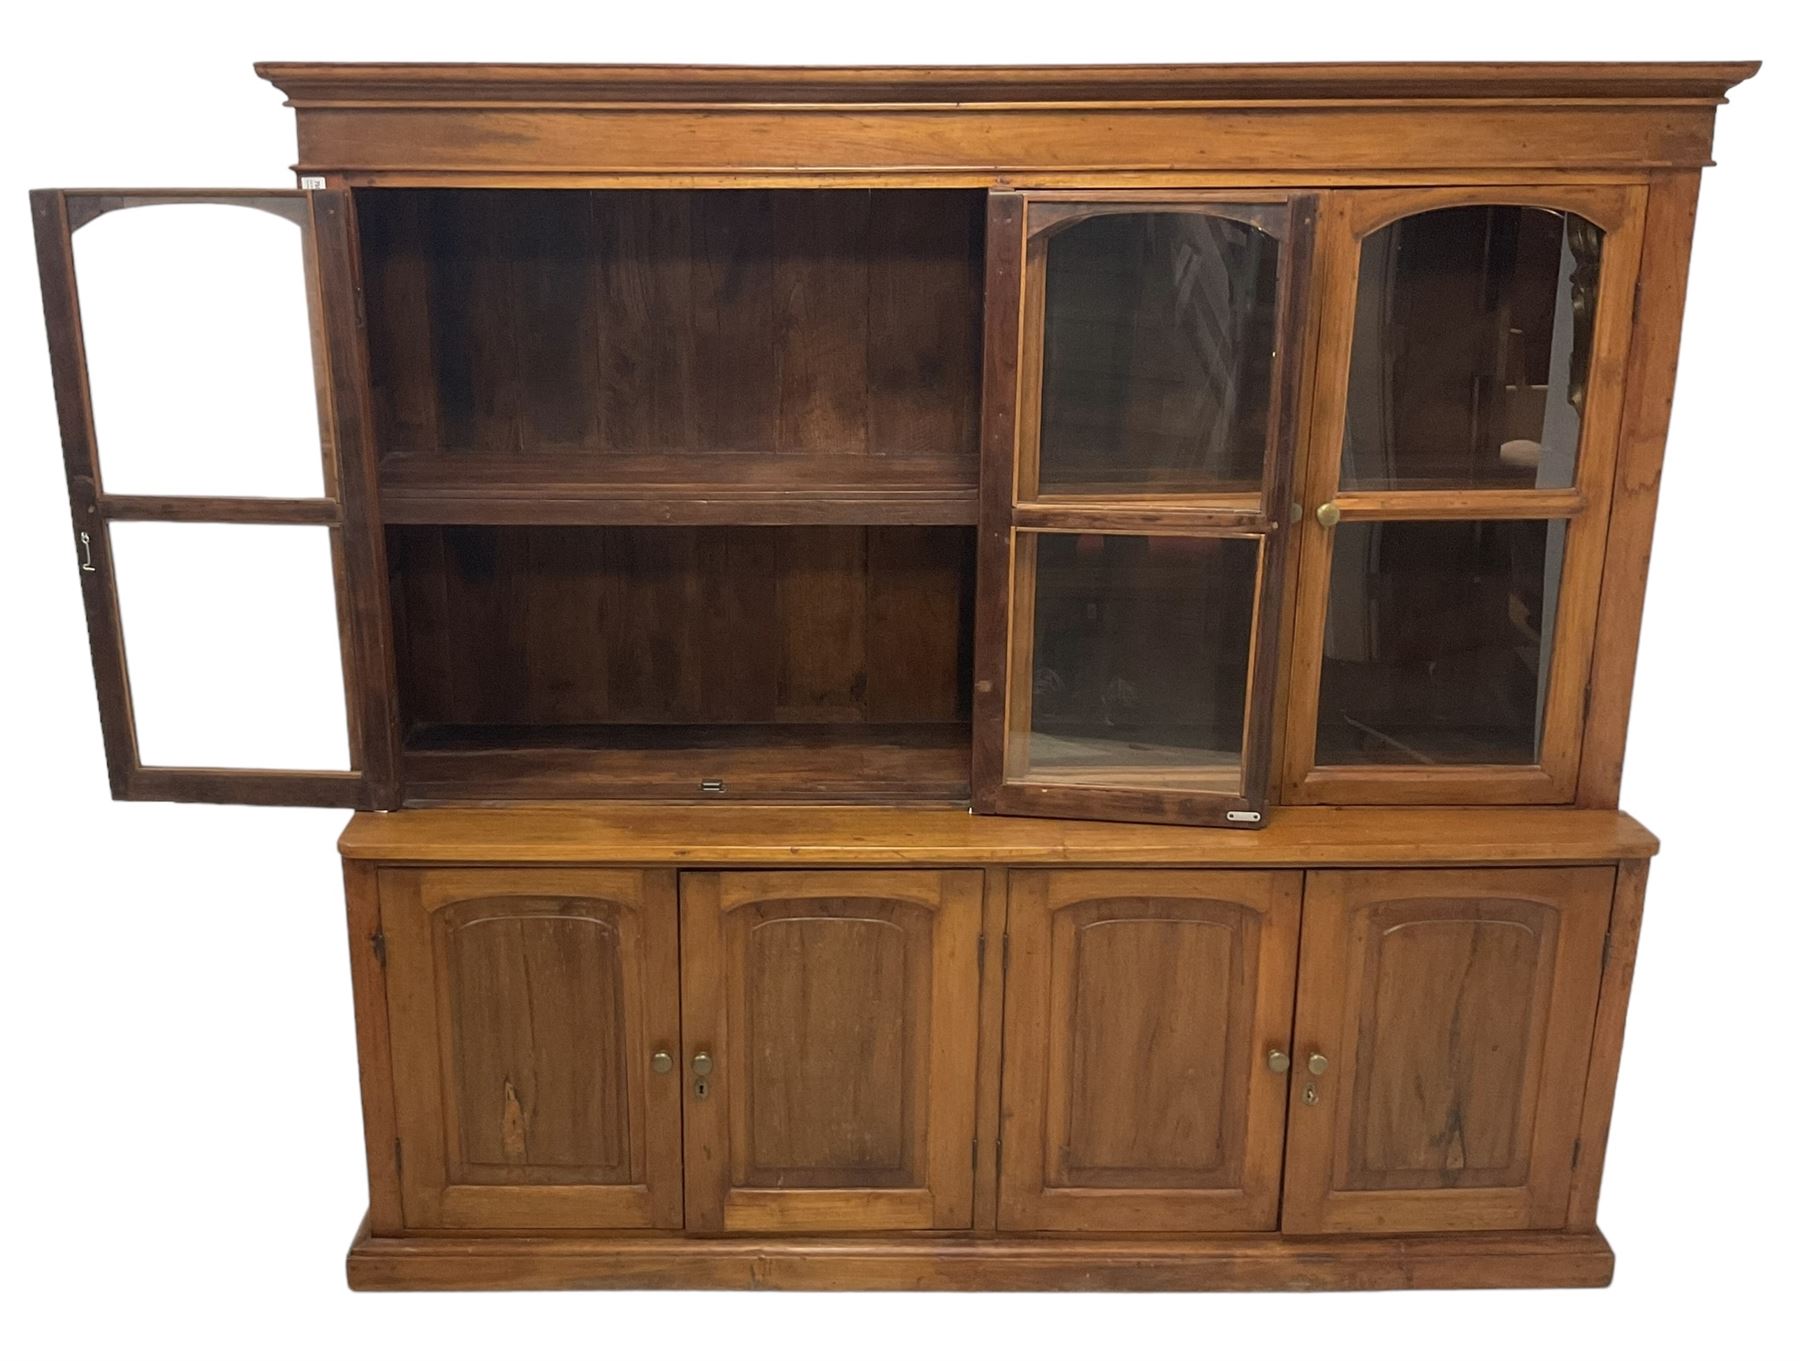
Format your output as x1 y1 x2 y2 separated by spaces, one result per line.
972 192 1318 828
680 870 983 1233
30 188 393 808
380 868 683 1230
999 870 1301 1231
1282 866 1613 1235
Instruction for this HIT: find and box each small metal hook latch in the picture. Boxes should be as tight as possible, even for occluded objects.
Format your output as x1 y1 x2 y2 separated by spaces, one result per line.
78 531 95 572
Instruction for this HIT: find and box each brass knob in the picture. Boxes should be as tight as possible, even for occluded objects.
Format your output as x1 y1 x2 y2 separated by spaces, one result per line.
692 1052 714 1077
1267 1049 1291 1074
1307 1052 1329 1076
650 1050 673 1075
1315 502 1341 529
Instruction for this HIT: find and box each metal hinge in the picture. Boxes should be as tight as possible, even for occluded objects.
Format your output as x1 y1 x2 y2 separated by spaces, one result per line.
977 935 986 971
393 1137 404 1176
971 1136 979 1171
370 928 387 969
1571 1136 1583 1171
1632 280 1644 325
1601 931 1613 973
1002 933 1011 973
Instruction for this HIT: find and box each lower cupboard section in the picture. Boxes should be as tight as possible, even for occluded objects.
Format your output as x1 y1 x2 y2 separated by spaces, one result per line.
353 858 1633 1282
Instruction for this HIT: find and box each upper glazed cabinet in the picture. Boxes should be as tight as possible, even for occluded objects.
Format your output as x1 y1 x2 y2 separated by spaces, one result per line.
35 180 1651 825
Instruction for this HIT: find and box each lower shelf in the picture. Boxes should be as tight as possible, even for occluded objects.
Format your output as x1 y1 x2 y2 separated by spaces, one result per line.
402 722 972 803
347 1224 1616 1292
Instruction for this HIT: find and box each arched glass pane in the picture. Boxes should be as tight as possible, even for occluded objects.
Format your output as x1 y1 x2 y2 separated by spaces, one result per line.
1342 205 1602 491
1037 212 1279 497
72 202 325 497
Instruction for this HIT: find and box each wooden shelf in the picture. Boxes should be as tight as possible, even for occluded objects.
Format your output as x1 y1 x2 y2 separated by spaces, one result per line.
400 722 971 804
378 450 979 526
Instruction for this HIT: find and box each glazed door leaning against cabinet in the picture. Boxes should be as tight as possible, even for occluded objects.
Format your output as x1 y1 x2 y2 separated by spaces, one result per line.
972 193 1318 828
380 868 684 1230
1283 186 1646 805
1282 867 1614 1235
31 189 394 808
999 870 1301 1231
680 871 983 1232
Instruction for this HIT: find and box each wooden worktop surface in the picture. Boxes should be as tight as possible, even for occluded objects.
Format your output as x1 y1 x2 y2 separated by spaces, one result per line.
339 804 1657 865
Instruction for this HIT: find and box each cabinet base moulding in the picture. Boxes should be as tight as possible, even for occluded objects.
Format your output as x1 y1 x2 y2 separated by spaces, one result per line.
345 1223 1617 1292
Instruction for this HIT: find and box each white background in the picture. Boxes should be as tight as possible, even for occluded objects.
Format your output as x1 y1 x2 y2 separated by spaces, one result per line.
2 4 1793 1358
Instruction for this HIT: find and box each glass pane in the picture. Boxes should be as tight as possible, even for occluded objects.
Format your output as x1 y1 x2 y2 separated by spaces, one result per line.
72 201 326 497
110 522 351 769
1315 519 1567 766
1012 531 1258 792
1342 206 1602 491
1037 211 1279 498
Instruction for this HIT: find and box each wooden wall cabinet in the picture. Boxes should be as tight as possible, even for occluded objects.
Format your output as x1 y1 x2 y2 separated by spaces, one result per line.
32 60 1754 1291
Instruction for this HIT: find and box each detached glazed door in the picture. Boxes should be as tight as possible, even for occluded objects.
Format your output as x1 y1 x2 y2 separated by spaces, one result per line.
680 871 983 1232
999 870 1301 1231
31 189 390 806
381 868 684 1230
1283 187 1646 804
973 193 1317 827
1282 867 1613 1234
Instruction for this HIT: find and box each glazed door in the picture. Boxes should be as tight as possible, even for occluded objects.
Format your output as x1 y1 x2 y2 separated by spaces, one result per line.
1282 866 1613 1234
381 868 684 1230
1283 187 1646 804
31 189 392 806
998 870 1301 1231
973 193 1317 827
680 870 983 1232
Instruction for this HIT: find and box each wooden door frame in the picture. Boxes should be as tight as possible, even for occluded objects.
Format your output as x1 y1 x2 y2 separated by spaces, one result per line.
972 189 1319 827
1281 865 1614 1235
380 866 684 1231
679 869 983 1233
30 187 399 807
998 868 1301 1232
1279 183 1649 806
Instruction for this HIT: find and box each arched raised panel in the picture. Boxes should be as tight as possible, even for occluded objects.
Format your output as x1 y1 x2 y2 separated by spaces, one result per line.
437 899 632 1184
1000 871 1302 1232
738 903 921 1186
682 871 982 1233
380 868 682 1231
1056 905 1244 1185
1346 903 1556 1190
1283 868 1614 1235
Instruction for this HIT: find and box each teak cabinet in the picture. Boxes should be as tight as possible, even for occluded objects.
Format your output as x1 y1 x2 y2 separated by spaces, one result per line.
32 60 1755 1291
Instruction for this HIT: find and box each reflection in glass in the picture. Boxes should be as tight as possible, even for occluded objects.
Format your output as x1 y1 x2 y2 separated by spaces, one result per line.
1037 211 1279 498
73 201 325 498
1014 532 1257 790
1314 519 1566 766
1342 206 1602 491
110 522 351 769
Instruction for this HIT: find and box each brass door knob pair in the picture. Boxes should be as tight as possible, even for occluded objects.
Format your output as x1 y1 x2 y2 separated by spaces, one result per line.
1266 1050 1328 1075
650 1050 710 1075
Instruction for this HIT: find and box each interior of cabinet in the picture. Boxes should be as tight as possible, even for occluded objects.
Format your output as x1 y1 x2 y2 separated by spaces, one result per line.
386 523 975 800
357 188 986 525
358 188 987 803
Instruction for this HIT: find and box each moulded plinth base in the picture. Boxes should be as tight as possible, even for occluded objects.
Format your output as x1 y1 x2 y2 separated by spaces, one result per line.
346 1217 1615 1292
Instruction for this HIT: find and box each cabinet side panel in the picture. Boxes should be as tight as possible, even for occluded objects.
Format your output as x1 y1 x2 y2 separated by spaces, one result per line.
1567 858 1648 1229
344 859 403 1233
1577 171 1703 806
